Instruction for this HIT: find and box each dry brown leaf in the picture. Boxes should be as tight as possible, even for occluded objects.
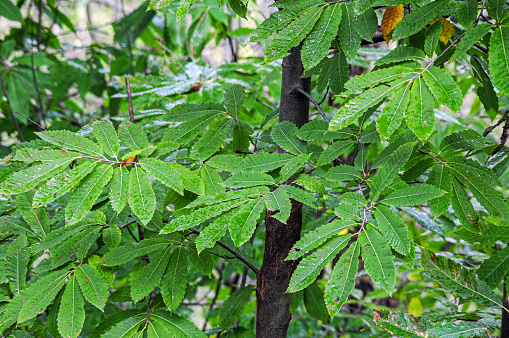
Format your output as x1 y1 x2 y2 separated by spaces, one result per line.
381 5 405 43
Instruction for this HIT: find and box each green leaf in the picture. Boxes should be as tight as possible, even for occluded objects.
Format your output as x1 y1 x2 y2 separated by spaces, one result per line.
369 143 413 198
18 270 68 323
356 8 378 41
75 264 109 311
103 225 122 249
279 185 317 208
16 192 50 238
377 81 412 140
421 249 503 308
457 0 477 27
1 157 79 195
171 164 204 195
429 321 487 338
486 0 505 22
118 121 149 151
271 121 306 155
477 246 509 288
328 49 350 95
5 234 29 295
131 245 172 303
0 0 23 22
329 79 407 130
199 165 225 196
264 6 324 64
317 139 355 166
139 158 183 195
426 164 452 219
225 84 244 118
33 160 97 208
58 276 85 338
36 130 104 159
162 198 251 233
235 152 293 174
103 238 176 266
148 0 173 10
176 0 197 22
265 188 292 223
450 177 479 232
339 3 361 59
406 78 435 141
101 314 145 337
325 240 360 316
359 225 396 293
345 66 418 94
195 209 237 252
324 165 362 182
288 234 352 293
424 18 442 57
381 184 445 207
65 164 113 225
446 156 498 185
232 121 251 151
93 121 120 159
161 246 188 311
185 243 213 275
192 119 232 161
221 285 254 328
392 0 448 40
439 130 487 154
304 282 329 323
374 309 430 338
228 0 247 18
0 215 34 236
287 220 354 261
223 171 276 188
187 186 268 208
13 148 79 162
450 24 491 63
110 166 129 213
229 197 265 246
165 114 222 145
279 154 311 182
488 26 509 96
147 320 169 338
301 3 342 70
151 311 206 337
128 166 156 225
471 56 499 121
374 46 426 67
374 205 411 255
422 67 463 112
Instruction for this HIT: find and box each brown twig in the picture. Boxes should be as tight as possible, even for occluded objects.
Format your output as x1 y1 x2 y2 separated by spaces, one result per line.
419 150 448 167
294 87 330 123
125 75 134 124
15 111 46 131
0 72 25 142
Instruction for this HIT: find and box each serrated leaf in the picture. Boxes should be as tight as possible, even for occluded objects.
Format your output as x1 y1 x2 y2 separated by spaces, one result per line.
225 84 244 118
339 3 361 59
148 0 173 10
192 119 232 161
287 234 352 293
421 249 503 308
229 197 265 246
264 6 324 64
228 0 247 18
369 143 413 198
75 264 109 311
171 164 204 195
287 220 355 260
324 240 360 316
165 114 221 145
65 164 113 225
477 246 509 288
439 130 487 154
102 238 176 266
16 192 50 238
486 0 505 22
329 79 407 130
381 5 404 43
128 166 156 225
377 81 412 140
223 171 276 189
471 56 498 121
139 158 183 195
450 177 479 232
185 243 213 275
36 130 105 159
220 285 254 328
345 66 418 94
6 234 29 295
279 154 311 182
302 3 342 70
304 281 329 323
317 139 355 166
101 314 145 337
195 209 238 252
271 121 306 155
425 18 442 57
161 246 188 311
359 225 395 293
488 26 509 96
392 0 448 40
118 121 149 151
406 78 435 141
186 186 268 208
375 46 426 66
279 185 317 208
381 184 445 206
151 311 206 337
58 275 85 338
235 152 293 174
265 188 292 223
0 215 34 236
131 245 172 303
199 165 225 195
103 225 121 249
1 157 79 195
328 49 350 95
450 24 491 63
430 321 487 338
457 0 477 27
427 164 452 218
110 166 129 213
356 8 378 41
422 67 463 112
93 121 120 159
33 160 97 208
374 205 411 255
374 309 430 338
324 165 362 182
18 270 68 323
335 203 360 220
13 149 79 162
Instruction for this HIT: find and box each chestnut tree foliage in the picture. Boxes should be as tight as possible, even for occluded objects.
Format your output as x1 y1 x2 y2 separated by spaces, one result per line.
1 0 509 336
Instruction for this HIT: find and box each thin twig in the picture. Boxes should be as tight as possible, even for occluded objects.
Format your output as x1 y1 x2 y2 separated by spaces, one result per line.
15 111 46 131
256 98 275 111
189 227 258 273
318 86 330 106
210 252 237 260
144 289 157 328
118 220 137 229
37 0 43 53
0 234 14 243
125 224 139 242
419 150 447 167
0 72 25 142
30 54 45 128
125 75 134 124
294 87 330 123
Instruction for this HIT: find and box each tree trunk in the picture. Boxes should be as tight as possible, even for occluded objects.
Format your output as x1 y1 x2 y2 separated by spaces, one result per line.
503 275 509 338
256 44 310 338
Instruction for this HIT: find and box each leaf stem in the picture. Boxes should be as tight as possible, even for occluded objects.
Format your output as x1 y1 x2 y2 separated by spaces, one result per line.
419 150 447 167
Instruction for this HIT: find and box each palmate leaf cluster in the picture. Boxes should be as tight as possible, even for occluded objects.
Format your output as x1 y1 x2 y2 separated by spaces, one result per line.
1 0 509 336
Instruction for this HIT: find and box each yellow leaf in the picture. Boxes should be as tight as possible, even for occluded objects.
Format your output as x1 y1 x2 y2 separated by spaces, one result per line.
121 155 136 167
430 17 455 44
338 228 348 235
381 5 405 43
408 297 423 316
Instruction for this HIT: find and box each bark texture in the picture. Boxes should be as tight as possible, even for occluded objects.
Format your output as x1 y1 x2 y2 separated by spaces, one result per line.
256 44 310 338
503 275 509 338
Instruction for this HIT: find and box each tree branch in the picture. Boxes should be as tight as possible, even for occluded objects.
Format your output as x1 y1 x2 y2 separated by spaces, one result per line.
294 87 329 123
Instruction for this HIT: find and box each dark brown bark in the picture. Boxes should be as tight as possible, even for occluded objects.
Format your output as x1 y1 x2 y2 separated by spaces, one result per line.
256 44 310 338
503 275 509 338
